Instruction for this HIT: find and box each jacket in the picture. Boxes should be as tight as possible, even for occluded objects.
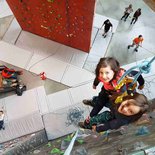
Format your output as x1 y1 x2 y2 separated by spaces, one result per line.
93 69 144 92
96 104 143 132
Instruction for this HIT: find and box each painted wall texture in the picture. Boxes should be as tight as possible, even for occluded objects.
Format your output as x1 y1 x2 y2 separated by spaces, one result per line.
6 0 96 52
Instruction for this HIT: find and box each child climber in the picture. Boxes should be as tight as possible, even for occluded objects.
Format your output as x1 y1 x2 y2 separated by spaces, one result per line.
83 57 145 118
79 93 149 132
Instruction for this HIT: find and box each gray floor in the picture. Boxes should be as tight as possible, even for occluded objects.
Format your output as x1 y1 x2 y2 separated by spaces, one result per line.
0 60 69 99
96 0 155 66
0 15 13 39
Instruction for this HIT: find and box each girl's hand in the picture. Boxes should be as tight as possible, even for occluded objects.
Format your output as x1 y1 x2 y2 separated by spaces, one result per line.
92 125 97 132
85 116 90 124
93 85 96 89
138 85 144 90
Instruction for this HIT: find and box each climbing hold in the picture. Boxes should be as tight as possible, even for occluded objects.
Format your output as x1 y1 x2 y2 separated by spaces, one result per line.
39 72 47 80
135 126 150 136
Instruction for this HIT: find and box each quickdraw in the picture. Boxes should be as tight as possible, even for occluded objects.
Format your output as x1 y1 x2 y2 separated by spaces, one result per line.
115 78 137 103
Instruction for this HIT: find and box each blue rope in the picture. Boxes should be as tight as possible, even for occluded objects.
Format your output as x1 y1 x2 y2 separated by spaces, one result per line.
118 56 155 85
117 65 137 84
132 71 142 84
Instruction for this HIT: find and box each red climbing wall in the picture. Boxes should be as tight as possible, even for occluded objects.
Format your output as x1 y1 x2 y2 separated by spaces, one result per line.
6 0 96 52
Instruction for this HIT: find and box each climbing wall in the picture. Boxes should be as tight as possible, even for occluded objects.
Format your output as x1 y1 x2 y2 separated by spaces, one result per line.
6 0 96 52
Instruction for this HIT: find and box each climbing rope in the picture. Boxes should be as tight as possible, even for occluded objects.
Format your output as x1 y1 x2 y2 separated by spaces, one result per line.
115 56 155 103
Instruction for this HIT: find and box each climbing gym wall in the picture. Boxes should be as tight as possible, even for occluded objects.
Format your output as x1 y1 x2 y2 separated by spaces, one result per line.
6 0 96 52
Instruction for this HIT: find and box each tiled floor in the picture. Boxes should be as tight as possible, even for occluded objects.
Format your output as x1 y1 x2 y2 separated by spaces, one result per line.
0 0 155 143
0 0 12 18
96 0 155 65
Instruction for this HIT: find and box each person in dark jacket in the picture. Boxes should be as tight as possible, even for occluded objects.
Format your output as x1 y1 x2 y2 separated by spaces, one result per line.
130 8 141 24
79 93 149 132
101 19 113 38
83 57 145 118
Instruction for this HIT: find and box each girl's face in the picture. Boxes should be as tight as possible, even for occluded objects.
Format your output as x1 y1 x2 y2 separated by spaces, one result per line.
99 66 115 82
118 99 141 116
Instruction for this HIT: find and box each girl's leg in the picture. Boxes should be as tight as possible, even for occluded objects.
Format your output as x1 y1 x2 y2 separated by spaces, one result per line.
84 111 113 129
82 99 94 107
83 91 108 108
90 92 109 117
90 98 104 117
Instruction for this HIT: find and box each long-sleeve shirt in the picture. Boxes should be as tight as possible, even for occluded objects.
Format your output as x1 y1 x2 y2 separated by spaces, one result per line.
133 37 144 45
125 7 133 14
96 106 143 132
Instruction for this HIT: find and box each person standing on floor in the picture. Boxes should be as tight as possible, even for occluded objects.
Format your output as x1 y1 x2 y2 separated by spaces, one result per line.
121 4 133 21
101 19 113 38
128 35 144 52
130 8 141 24
0 109 5 130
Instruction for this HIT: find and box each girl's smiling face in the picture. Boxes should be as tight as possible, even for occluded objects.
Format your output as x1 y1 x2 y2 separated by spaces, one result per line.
118 99 141 116
99 66 115 83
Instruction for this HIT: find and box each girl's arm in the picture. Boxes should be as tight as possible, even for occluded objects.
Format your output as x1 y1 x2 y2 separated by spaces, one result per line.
129 70 145 89
95 118 128 132
93 77 100 89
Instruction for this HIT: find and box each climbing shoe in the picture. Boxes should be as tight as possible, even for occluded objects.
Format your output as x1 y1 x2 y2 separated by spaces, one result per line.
78 122 86 129
83 99 94 107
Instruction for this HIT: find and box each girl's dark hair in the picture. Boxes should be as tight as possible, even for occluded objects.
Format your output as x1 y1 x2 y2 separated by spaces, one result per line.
123 93 149 113
95 57 120 78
